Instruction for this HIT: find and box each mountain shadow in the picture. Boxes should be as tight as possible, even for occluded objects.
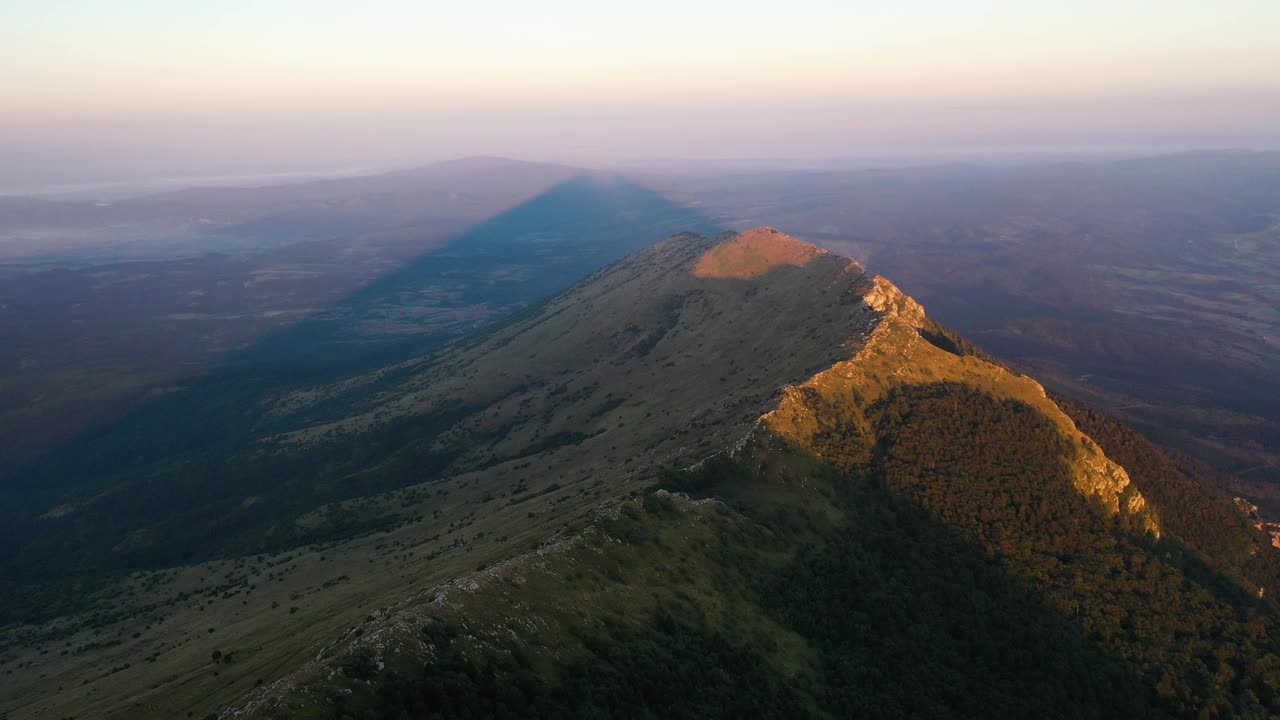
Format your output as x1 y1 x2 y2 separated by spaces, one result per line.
234 174 718 375
0 176 715 622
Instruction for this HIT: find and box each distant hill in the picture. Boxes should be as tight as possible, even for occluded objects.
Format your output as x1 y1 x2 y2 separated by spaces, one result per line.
0 156 581 255
4 228 1280 719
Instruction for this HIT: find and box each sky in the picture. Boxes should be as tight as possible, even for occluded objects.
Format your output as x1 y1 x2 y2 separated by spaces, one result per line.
3 0 1280 189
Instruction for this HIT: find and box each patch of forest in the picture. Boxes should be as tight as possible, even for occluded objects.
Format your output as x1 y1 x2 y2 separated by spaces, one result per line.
282 383 1280 719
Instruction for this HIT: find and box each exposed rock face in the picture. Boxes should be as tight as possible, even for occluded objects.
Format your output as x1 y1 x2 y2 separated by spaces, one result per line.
763 272 1159 533
692 227 827 279
1236 497 1280 549
861 275 926 326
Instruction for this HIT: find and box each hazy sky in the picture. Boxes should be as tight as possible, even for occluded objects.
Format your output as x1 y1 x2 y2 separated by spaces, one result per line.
3 0 1280 187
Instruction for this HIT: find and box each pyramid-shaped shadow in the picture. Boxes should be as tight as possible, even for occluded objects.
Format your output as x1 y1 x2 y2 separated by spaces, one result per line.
236 174 719 374
0 176 718 620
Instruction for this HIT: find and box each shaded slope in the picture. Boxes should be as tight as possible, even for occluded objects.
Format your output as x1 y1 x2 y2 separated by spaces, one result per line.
0 177 715 621
1054 394 1280 599
0 229 876 620
236 175 717 373
0 228 888 718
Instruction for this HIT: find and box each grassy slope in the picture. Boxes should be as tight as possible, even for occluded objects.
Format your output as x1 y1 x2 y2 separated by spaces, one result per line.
0 231 876 718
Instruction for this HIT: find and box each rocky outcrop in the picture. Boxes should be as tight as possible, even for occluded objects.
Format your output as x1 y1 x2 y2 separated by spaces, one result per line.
1235 497 1280 549
763 272 1159 533
862 274 926 326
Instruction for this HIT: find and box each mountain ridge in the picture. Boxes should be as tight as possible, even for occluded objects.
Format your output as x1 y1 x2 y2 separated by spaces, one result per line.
764 266 1156 530
219 228 1273 716
4 227 1280 719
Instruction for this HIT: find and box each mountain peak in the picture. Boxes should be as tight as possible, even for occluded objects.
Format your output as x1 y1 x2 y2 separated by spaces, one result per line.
863 274 927 327
692 226 827 278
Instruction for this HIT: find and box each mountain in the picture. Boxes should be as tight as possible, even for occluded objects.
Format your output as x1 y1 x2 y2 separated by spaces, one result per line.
649 151 1280 515
3 228 1280 719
